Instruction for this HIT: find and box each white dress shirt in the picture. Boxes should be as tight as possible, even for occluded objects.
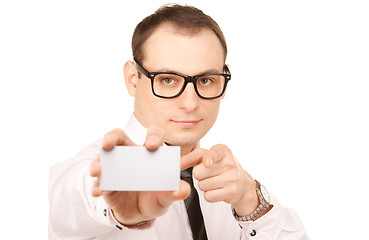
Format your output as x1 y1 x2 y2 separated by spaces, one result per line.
48 115 309 239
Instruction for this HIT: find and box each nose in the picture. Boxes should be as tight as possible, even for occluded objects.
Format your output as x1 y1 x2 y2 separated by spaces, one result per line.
176 82 200 112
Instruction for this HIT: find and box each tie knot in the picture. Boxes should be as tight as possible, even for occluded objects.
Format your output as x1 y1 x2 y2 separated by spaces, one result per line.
181 167 193 184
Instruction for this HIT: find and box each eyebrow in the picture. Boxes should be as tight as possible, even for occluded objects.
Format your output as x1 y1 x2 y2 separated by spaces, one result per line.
154 68 224 75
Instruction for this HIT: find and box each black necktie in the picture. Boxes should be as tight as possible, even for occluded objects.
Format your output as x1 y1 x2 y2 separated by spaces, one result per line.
181 167 208 240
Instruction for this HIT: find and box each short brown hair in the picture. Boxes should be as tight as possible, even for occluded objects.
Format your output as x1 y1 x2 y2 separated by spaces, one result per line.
132 4 227 65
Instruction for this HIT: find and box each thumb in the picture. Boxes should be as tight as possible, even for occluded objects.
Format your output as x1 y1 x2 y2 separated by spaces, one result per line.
144 126 164 151
172 180 191 201
181 148 207 170
158 180 191 208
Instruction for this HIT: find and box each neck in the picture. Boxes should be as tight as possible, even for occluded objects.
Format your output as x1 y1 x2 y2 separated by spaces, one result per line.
180 144 197 156
166 142 196 156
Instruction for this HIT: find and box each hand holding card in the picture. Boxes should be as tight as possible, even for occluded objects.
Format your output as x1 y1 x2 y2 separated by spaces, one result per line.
89 127 191 227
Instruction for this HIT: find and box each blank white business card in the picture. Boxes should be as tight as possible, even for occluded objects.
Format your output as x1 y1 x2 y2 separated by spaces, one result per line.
100 146 180 191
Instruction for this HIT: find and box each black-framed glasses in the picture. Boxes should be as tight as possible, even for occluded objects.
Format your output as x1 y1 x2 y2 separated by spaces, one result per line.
133 60 231 100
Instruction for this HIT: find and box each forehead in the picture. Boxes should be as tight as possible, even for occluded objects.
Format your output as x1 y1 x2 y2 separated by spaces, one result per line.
142 22 225 75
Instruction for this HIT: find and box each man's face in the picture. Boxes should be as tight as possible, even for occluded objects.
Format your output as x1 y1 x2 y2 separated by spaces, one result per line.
132 23 225 150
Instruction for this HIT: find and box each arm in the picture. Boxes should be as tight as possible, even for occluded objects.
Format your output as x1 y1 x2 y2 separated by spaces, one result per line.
49 126 190 238
181 145 309 240
48 141 114 238
237 195 309 239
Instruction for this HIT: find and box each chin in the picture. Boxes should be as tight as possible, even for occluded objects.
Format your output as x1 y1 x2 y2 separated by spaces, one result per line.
164 131 203 147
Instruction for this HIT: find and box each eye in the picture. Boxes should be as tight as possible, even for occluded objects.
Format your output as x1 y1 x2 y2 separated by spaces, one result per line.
161 77 175 85
198 77 213 85
155 74 183 87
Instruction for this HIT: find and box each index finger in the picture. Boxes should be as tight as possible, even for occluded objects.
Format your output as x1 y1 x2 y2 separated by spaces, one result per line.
102 128 136 149
181 148 207 170
202 144 229 167
90 154 101 178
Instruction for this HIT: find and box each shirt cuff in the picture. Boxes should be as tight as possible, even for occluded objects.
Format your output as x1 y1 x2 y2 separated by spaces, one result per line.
236 194 286 238
108 207 127 230
109 207 156 230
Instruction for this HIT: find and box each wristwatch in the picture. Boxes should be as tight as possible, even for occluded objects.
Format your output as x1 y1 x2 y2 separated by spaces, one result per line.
232 180 272 221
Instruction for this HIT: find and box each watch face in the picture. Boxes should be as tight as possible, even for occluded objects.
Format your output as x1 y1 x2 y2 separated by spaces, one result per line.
260 185 271 203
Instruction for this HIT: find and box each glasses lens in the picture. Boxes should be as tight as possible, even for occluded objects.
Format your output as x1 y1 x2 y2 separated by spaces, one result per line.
152 73 227 99
196 75 226 98
153 74 185 98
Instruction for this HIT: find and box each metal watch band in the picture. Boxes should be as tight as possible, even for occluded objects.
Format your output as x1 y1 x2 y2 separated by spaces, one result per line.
232 180 271 222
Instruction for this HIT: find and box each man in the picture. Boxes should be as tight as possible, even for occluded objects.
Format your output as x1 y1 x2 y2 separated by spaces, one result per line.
49 4 308 239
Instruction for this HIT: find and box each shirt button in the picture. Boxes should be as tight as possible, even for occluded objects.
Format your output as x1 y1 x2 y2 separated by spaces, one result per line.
250 230 257 236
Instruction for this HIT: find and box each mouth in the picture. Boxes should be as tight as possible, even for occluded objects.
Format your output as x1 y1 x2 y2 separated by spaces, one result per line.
170 119 202 128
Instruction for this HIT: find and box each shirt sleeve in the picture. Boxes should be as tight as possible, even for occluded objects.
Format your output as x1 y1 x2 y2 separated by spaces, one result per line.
237 195 309 240
48 140 121 239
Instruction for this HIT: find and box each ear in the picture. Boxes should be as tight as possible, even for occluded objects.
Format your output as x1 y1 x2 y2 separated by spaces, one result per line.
123 60 138 96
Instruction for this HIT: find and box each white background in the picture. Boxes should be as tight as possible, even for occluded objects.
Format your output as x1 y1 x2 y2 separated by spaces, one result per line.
1 0 368 239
